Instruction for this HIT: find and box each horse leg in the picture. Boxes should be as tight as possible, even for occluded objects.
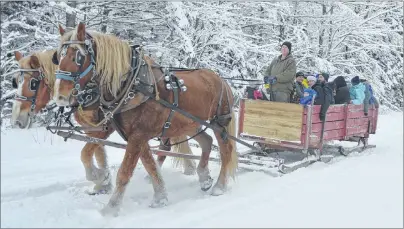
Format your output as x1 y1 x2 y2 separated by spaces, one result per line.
82 128 114 195
192 131 214 191
144 139 171 183
100 137 152 216
211 112 238 196
91 145 113 194
140 147 168 208
157 138 171 168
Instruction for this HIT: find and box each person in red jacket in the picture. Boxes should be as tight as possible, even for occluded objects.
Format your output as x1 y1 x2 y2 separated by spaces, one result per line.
253 86 263 100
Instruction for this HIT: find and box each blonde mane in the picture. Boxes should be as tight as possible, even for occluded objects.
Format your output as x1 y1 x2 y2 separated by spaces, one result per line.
18 49 58 90
33 50 58 90
59 28 132 97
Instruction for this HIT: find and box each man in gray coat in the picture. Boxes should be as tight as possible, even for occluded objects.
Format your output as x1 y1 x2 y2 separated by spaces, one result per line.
264 41 297 103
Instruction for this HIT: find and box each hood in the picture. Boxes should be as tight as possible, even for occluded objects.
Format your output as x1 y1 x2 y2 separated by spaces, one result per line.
351 82 366 91
334 76 347 89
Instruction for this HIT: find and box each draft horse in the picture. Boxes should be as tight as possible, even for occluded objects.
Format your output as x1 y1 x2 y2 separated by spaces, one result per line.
52 22 238 215
10 49 197 197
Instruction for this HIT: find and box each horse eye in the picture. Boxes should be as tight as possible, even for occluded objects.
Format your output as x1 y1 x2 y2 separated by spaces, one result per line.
72 57 76 62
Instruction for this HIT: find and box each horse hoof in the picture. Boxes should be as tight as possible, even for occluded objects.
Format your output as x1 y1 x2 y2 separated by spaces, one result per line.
100 204 120 217
87 182 113 195
149 197 168 208
200 177 213 191
144 174 152 184
183 166 196 176
211 184 225 196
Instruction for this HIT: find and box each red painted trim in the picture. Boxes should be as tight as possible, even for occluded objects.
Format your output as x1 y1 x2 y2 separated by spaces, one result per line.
238 99 245 137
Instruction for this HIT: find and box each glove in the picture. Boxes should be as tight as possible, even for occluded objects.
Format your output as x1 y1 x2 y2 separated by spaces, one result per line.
269 76 277 84
264 76 277 84
364 112 368 116
319 113 326 121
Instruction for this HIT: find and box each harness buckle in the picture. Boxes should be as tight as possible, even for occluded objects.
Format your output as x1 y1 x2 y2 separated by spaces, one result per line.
163 122 171 128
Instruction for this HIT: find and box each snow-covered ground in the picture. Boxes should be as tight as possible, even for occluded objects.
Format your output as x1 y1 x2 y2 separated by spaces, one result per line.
1 112 403 228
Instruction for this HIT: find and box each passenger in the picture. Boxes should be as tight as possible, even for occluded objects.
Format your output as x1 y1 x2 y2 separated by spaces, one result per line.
291 72 306 103
308 75 334 121
299 88 317 106
349 76 366 105
263 41 297 103
318 72 330 83
253 86 263 100
360 78 379 115
333 76 351 104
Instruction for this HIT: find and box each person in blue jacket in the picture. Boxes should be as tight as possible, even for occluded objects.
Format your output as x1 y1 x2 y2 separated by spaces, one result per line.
300 88 317 106
349 76 366 105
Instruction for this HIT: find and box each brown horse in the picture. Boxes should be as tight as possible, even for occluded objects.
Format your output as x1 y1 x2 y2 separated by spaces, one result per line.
52 22 238 216
10 49 197 196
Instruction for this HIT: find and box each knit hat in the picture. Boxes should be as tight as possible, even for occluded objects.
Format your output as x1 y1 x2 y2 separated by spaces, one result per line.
281 41 292 53
307 75 317 82
296 71 304 78
321 72 330 82
351 76 360 85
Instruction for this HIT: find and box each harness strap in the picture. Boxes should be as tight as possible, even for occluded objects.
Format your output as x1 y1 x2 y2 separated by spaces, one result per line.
159 73 180 144
135 83 261 152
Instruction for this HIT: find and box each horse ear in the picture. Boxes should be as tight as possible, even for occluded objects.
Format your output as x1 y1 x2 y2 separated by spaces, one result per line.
15 51 23 61
52 51 59 65
30 55 40 69
58 24 65 36
77 22 86 41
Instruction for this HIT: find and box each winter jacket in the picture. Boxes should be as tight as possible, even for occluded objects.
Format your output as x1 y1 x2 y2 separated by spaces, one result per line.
295 81 305 98
253 89 263 100
264 54 297 94
363 82 380 113
300 88 317 105
311 81 334 121
333 76 351 104
349 83 366 105
302 78 309 88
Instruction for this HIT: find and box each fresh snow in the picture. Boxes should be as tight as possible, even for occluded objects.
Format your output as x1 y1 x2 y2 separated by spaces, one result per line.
1 112 403 228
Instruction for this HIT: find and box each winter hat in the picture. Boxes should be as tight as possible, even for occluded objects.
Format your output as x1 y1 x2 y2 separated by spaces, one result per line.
296 71 304 78
307 75 317 82
351 76 360 85
281 41 292 53
321 72 330 82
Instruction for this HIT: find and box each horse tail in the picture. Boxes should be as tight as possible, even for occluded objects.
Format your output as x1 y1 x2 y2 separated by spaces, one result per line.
171 135 196 174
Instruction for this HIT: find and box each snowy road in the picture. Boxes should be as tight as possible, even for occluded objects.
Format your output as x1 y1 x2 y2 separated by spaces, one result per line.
1 112 402 227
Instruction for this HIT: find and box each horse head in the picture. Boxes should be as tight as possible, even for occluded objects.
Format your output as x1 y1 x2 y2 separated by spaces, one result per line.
11 50 56 128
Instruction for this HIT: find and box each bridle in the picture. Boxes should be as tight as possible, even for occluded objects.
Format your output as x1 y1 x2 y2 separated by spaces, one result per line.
13 69 45 113
54 34 99 107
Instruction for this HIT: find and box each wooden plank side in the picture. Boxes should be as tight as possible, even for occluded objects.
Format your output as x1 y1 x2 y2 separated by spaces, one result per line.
242 125 301 141
348 110 369 119
305 104 346 115
347 118 369 127
302 120 345 134
244 99 303 113
243 114 302 129
304 111 345 124
241 99 303 141
347 125 369 136
302 129 346 146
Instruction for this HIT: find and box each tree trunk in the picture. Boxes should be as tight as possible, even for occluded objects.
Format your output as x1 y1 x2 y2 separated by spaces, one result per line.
66 1 76 28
